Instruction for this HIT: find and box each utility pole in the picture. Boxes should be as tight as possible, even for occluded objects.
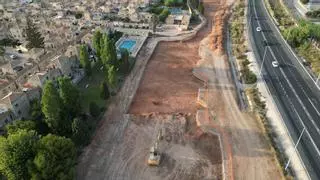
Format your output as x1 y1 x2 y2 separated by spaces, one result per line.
285 127 305 171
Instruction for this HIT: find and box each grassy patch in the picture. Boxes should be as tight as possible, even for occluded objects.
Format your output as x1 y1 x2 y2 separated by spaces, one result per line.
78 65 106 112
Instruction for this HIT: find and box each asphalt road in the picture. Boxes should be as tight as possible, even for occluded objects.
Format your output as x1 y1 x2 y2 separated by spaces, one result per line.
248 0 320 179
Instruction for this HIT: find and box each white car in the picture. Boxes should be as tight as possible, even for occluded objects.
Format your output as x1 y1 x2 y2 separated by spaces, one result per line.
9 54 17 59
256 27 262 32
272 61 279 67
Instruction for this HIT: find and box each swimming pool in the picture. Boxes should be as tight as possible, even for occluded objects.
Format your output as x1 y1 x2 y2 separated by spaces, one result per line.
169 8 183 15
119 40 136 52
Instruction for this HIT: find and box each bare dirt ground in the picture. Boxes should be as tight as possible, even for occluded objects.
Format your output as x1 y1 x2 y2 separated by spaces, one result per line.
97 113 222 180
129 41 201 114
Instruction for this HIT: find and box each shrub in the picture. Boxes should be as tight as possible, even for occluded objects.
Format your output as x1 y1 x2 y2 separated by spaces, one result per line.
159 8 170 22
75 12 83 19
89 102 100 118
300 0 309 4
306 9 320 18
164 0 183 6
242 68 257 84
198 2 204 14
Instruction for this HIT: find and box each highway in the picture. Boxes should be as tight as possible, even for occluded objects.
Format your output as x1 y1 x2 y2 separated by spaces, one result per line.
248 0 320 179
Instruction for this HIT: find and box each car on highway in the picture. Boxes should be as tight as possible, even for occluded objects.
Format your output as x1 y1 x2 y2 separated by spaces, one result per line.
256 27 261 32
272 61 279 67
9 54 17 59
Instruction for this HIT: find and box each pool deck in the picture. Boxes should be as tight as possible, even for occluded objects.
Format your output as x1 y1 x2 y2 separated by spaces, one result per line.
116 36 147 58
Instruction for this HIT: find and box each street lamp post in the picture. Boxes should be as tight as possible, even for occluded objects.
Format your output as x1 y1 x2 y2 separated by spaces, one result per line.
285 127 306 171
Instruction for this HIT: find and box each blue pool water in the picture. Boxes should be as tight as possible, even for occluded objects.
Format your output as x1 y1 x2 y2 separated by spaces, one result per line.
119 40 136 52
169 8 183 15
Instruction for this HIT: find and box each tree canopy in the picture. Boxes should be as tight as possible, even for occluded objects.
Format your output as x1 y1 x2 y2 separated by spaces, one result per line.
6 120 36 135
0 130 38 180
58 77 81 117
93 30 103 63
101 33 117 68
72 117 90 146
107 65 117 89
0 46 4 56
100 81 110 100
25 17 45 49
29 134 76 180
79 45 91 75
119 49 130 74
41 81 62 132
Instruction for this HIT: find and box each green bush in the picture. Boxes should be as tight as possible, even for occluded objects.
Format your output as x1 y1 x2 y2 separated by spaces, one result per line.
306 9 320 18
75 12 83 19
89 102 100 118
159 8 170 22
242 69 257 84
164 0 183 6
300 0 309 4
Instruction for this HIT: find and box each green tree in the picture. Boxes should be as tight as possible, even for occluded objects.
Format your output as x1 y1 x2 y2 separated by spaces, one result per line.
100 81 110 100
29 134 76 180
89 102 100 118
159 8 170 22
30 100 43 121
75 12 83 19
0 46 4 56
93 30 103 62
107 65 117 89
72 117 90 146
29 100 49 135
119 49 130 74
165 0 183 6
101 33 117 68
6 120 36 135
79 45 91 75
0 130 38 180
41 81 62 133
198 2 204 14
58 77 81 117
25 17 44 49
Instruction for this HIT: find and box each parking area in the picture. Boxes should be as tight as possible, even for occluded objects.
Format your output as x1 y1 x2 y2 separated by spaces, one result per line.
3 47 32 72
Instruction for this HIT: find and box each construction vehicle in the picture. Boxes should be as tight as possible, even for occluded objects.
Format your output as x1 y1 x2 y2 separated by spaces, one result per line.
147 129 163 166
147 144 161 166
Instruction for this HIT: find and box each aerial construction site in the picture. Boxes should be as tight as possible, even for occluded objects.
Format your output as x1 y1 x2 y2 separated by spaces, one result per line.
77 0 283 179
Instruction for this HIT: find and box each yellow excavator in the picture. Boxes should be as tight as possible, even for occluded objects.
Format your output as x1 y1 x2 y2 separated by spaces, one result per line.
147 129 163 166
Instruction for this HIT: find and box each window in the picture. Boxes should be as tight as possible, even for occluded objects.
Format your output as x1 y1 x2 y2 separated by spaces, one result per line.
15 103 18 107
18 110 21 115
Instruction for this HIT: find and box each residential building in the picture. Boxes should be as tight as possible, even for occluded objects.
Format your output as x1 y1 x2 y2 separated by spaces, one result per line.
0 107 14 131
0 91 30 120
51 55 79 77
27 68 62 88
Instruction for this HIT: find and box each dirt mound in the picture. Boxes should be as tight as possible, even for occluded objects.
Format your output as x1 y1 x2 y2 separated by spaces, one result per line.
209 6 230 55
